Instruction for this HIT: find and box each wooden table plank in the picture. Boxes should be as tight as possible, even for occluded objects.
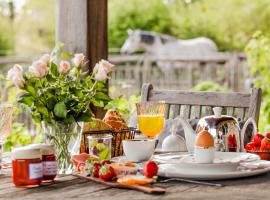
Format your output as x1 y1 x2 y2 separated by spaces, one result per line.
1 171 270 200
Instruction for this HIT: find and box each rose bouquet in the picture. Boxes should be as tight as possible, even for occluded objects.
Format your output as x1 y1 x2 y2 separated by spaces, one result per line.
7 46 114 173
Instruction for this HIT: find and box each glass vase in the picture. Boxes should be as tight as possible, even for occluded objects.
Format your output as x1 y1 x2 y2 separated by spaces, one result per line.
42 121 82 174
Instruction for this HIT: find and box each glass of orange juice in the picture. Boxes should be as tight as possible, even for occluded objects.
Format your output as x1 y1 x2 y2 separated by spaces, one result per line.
136 101 166 139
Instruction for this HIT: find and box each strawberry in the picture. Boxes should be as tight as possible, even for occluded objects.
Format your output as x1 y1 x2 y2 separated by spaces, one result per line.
245 142 255 151
144 161 158 178
100 160 111 165
252 133 264 147
92 162 101 177
99 165 115 181
259 133 270 160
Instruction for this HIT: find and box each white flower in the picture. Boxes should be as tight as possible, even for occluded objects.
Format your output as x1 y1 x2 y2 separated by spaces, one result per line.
29 60 48 78
39 54 50 64
7 64 25 89
99 59 114 73
59 60 70 74
94 63 108 81
72 53 85 67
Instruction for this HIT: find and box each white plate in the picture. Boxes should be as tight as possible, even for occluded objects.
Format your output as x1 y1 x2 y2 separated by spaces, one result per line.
177 158 240 173
158 164 270 180
153 152 260 164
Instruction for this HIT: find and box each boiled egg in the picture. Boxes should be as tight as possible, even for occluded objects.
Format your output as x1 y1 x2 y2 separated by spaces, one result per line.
195 130 214 148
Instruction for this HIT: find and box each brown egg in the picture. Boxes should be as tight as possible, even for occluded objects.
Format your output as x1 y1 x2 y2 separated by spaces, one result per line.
195 130 214 148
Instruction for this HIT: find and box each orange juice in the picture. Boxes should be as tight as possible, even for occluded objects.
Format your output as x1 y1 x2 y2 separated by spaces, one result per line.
138 115 164 138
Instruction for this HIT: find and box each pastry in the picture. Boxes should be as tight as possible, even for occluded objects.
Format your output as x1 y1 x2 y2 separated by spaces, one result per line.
103 109 128 130
83 118 112 131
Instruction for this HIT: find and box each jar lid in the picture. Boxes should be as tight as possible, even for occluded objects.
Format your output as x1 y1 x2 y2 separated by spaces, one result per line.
87 134 113 140
12 147 42 160
28 144 55 155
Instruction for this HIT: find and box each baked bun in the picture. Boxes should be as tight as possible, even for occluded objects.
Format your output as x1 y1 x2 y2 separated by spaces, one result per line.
103 109 128 130
83 118 112 131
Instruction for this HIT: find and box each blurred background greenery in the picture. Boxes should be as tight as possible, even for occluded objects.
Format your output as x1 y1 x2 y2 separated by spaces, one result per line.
1 0 270 56
1 0 270 150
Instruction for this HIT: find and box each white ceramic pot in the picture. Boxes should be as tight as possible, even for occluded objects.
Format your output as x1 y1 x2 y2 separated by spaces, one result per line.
162 134 187 152
194 147 215 164
122 139 156 162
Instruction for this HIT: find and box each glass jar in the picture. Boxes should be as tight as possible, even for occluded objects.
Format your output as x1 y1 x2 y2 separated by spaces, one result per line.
12 148 43 187
88 134 113 159
29 144 57 182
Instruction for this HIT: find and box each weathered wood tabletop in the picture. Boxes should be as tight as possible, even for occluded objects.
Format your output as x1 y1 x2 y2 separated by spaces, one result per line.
1 170 270 200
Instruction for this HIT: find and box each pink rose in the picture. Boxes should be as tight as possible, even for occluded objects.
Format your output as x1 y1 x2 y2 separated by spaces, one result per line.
7 64 25 89
39 54 50 65
29 60 48 78
72 53 85 67
59 60 70 74
99 59 114 73
94 63 108 81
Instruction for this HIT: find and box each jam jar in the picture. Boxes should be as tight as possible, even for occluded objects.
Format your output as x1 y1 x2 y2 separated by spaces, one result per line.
12 147 43 187
29 144 57 182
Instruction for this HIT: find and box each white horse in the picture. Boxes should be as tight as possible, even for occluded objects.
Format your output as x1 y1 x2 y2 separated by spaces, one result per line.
120 29 218 57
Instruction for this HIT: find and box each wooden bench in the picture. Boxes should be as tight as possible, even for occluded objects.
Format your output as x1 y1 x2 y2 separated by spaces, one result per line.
141 83 262 125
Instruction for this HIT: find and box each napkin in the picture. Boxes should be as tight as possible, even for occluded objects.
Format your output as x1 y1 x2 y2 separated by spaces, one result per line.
240 160 270 169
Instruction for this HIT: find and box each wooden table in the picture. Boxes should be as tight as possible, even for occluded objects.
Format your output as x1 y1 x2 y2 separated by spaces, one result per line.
1 170 270 200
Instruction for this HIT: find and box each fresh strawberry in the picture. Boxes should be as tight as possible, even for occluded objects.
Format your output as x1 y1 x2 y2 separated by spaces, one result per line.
252 133 264 147
99 165 115 181
100 160 111 165
265 132 270 139
92 162 101 177
259 134 270 160
245 142 255 151
144 161 158 178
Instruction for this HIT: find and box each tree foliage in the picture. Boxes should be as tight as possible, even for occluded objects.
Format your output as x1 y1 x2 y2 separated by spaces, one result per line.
109 0 270 51
245 32 270 132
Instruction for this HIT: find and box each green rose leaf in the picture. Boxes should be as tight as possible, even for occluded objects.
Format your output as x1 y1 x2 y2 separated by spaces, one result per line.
94 92 111 101
77 112 92 122
47 96 57 110
63 115 75 124
32 112 41 123
54 101 67 118
37 106 49 117
17 94 34 107
50 62 59 77
92 99 104 107
25 85 36 96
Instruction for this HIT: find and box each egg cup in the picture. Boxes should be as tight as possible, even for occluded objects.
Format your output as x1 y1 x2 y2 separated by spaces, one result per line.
194 146 215 164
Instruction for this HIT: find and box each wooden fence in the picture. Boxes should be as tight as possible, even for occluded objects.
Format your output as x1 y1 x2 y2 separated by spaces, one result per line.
109 52 249 97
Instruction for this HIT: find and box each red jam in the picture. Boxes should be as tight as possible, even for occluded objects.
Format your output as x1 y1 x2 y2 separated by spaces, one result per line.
42 154 57 181
12 148 43 187
28 144 57 182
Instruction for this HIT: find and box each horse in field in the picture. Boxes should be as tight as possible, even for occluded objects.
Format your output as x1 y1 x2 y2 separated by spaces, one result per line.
120 29 218 57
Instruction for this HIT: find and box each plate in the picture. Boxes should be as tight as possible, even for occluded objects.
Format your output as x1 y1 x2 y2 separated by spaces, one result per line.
153 152 260 164
177 157 240 173
158 164 270 180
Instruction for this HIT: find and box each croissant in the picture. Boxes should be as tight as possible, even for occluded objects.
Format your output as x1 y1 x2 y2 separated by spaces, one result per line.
103 109 128 130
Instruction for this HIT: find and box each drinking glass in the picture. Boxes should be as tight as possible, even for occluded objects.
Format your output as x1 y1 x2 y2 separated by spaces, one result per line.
136 101 166 139
0 104 13 140
0 104 13 174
